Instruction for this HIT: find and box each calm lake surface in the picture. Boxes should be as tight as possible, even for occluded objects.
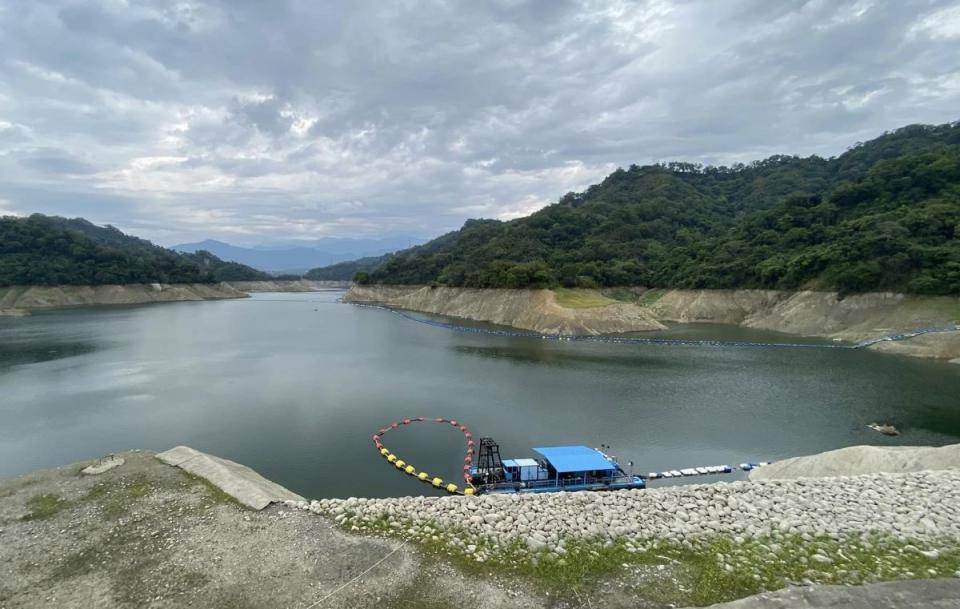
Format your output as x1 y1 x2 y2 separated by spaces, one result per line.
2 290 959 498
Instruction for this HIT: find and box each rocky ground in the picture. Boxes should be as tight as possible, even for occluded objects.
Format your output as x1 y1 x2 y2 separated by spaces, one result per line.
0 451 542 609
301 469 960 605
3 450 960 608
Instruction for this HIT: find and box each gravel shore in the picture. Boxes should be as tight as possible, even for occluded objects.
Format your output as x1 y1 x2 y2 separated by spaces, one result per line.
293 469 960 603
300 470 960 552
4 451 960 608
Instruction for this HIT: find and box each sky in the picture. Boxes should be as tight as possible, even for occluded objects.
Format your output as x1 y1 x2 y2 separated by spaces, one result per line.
1 0 959 247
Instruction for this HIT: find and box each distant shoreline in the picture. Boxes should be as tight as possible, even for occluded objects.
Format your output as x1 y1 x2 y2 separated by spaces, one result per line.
345 285 960 363
0 280 349 316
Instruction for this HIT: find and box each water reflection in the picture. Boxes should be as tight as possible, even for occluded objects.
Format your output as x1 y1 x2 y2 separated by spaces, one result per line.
450 344 676 370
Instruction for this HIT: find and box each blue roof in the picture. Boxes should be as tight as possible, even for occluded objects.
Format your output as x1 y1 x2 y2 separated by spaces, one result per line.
533 446 616 473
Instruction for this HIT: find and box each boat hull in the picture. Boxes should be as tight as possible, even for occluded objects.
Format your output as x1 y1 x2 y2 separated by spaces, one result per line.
477 476 646 495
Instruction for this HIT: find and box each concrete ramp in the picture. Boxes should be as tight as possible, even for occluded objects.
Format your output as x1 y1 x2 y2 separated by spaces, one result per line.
156 446 305 510
750 443 960 481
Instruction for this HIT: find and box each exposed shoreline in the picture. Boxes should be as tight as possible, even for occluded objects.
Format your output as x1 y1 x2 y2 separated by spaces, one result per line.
0 279 347 316
345 285 960 362
3 444 959 608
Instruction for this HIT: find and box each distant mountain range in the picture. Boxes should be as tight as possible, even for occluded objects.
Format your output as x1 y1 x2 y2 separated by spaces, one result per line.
1 215 270 287
172 237 420 273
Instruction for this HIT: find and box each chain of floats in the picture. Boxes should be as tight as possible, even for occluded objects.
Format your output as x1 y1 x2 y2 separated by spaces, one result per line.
352 303 960 351
373 417 477 496
372 416 779 495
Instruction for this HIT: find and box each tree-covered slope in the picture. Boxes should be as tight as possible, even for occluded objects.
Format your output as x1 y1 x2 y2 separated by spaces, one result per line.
0 214 269 286
364 122 960 295
304 254 389 281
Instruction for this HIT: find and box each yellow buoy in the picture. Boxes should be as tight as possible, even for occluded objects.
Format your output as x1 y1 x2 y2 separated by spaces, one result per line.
463 488 475 496
387 454 397 463
380 448 390 456
431 477 443 487
405 465 416 475
395 460 406 469
445 483 458 494
418 472 429 481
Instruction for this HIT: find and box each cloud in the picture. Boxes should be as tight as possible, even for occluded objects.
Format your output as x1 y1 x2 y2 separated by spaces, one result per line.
0 0 957 246
18 148 97 175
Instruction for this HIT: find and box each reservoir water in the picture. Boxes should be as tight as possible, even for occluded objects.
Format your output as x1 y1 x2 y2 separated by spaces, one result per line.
1 290 959 498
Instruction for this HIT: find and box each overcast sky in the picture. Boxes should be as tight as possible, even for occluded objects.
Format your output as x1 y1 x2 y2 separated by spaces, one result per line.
1 0 959 246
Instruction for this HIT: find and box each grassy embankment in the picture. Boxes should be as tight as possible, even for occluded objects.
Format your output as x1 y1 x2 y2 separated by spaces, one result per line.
553 287 668 309
330 510 960 608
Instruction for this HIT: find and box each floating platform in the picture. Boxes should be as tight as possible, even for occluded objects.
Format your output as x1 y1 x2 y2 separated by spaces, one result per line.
372 416 772 496
470 444 645 494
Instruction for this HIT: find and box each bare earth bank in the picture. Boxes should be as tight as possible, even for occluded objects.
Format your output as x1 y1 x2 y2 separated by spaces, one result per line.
344 285 960 361
0 280 341 316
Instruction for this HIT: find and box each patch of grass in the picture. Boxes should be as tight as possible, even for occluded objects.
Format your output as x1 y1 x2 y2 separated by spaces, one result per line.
342 512 643 600
52 473 214 606
603 287 638 303
637 288 666 306
656 534 960 606
327 510 960 607
20 493 70 521
172 471 246 509
53 547 99 580
81 475 158 520
385 574 463 609
553 288 618 309
206 586 262 609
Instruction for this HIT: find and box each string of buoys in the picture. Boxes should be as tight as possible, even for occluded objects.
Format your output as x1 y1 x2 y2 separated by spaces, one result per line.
372 414 779 494
646 461 773 479
373 416 477 496
352 303 960 351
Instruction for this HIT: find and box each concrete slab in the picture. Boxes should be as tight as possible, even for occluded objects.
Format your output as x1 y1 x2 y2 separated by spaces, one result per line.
156 446 304 510
693 578 960 608
82 455 125 475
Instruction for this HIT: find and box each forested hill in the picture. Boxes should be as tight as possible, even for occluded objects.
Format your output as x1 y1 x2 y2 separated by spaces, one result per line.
0 214 269 286
360 122 960 295
304 254 389 281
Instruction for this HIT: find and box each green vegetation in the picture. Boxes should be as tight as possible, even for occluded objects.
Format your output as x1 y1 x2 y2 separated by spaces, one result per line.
0 214 269 286
20 493 70 521
179 472 246 509
44 467 237 606
304 254 389 281
637 288 667 306
363 122 960 295
341 511 960 607
83 476 157 520
602 287 639 303
553 288 618 308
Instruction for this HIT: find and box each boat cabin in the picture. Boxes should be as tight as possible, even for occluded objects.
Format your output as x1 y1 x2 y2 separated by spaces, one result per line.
501 458 547 482
532 445 619 485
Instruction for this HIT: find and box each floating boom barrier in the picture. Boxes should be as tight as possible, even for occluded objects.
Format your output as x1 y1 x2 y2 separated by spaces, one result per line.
645 461 772 480
373 416 477 496
351 303 960 352
372 416 775 494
